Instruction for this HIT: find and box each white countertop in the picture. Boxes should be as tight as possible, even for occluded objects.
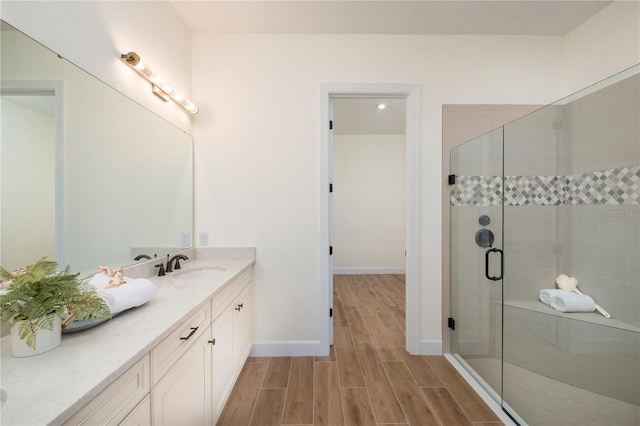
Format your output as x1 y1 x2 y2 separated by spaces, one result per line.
0 248 255 426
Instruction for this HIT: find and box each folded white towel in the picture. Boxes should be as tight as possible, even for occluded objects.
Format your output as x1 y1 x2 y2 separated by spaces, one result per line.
99 278 156 314
89 272 135 290
539 289 572 306
550 292 596 313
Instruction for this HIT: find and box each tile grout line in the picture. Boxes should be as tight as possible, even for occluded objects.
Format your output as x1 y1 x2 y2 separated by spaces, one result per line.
249 356 272 426
280 356 294 426
422 356 477 426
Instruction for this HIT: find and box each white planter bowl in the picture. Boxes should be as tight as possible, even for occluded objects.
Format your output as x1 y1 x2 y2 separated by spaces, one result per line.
10 316 62 357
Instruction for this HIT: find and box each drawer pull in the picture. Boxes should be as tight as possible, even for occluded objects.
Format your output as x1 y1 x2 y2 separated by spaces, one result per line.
180 327 199 340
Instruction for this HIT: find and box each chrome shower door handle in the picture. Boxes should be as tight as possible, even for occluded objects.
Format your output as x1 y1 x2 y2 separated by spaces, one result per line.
485 248 503 281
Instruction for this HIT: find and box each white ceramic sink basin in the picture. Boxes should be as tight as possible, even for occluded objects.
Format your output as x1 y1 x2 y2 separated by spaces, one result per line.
173 266 227 281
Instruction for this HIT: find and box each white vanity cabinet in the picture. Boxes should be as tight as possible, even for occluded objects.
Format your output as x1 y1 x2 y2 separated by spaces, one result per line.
210 268 253 425
211 304 235 424
232 283 253 372
63 356 151 426
120 396 151 426
63 265 253 426
151 324 213 425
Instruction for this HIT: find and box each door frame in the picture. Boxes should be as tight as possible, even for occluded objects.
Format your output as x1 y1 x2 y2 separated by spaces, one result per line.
1 80 65 268
319 83 421 355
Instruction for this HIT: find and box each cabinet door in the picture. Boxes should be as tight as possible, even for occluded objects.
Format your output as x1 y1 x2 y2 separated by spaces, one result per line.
211 305 235 425
64 356 150 426
233 284 253 372
152 326 212 426
119 395 151 426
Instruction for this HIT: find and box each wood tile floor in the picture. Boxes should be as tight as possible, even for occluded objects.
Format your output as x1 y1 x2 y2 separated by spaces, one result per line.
218 274 503 425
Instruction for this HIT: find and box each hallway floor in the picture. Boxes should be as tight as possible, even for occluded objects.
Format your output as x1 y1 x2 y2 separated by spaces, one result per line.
218 274 503 425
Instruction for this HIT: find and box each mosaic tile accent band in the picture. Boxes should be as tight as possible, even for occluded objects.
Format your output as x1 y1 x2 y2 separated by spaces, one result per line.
565 166 640 205
450 176 502 206
504 175 564 206
450 165 640 207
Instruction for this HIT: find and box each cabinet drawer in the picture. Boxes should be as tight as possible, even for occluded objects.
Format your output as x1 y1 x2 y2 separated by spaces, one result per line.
211 267 252 319
151 303 210 385
64 355 150 426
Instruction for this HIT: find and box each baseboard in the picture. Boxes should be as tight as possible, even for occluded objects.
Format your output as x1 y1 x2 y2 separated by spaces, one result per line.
420 339 443 355
249 340 324 357
333 267 406 275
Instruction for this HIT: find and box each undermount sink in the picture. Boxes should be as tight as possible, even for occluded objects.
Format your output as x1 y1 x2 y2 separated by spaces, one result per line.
173 266 227 281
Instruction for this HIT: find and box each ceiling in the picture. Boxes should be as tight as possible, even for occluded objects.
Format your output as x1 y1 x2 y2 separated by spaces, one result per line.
333 97 406 134
170 0 612 133
2 95 55 117
170 0 612 36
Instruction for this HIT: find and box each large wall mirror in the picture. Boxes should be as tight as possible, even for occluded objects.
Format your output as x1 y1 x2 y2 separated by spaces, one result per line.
0 21 193 276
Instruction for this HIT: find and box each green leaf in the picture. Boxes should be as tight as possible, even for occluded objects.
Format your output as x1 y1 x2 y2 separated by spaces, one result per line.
0 258 112 348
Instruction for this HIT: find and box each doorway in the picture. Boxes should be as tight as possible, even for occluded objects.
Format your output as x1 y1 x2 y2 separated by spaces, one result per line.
320 83 421 355
331 97 406 277
0 80 64 270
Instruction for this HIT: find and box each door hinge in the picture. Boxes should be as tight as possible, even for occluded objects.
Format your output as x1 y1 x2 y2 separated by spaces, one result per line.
329 246 333 255
330 308 333 317
329 120 333 130
448 174 456 185
448 317 455 330
329 183 333 193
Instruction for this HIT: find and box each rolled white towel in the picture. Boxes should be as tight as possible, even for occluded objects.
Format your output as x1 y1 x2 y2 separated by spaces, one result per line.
99 278 156 314
550 292 596 313
555 274 570 288
539 289 572 306
89 273 110 289
89 272 135 290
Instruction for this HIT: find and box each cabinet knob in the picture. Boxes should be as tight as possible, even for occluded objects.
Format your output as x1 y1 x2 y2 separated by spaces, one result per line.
235 303 244 311
208 339 216 345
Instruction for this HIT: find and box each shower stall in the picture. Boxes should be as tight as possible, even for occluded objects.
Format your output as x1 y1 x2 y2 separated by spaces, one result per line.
449 65 640 425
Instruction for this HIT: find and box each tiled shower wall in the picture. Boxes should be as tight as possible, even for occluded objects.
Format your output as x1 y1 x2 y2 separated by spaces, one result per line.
451 72 640 328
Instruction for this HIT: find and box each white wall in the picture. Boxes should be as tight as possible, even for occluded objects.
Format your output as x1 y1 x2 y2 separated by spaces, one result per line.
332 134 406 274
194 3 639 352
192 33 567 354
564 0 640 94
0 1 193 132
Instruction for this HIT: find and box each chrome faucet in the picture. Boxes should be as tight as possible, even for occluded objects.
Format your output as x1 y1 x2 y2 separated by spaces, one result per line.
166 254 189 273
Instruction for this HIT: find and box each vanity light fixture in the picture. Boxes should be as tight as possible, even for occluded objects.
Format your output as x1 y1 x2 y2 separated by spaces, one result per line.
120 51 198 114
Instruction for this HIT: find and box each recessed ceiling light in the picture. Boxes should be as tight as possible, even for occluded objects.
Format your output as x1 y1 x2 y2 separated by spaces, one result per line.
377 103 386 110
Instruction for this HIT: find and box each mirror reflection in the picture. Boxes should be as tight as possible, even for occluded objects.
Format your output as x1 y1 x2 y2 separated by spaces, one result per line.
0 21 193 276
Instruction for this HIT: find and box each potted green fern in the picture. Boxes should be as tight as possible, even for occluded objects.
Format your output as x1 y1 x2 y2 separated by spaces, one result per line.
0 258 111 357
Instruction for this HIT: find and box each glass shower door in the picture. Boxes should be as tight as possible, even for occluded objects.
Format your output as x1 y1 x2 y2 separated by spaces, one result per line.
500 67 640 426
450 126 504 402
450 66 640 426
